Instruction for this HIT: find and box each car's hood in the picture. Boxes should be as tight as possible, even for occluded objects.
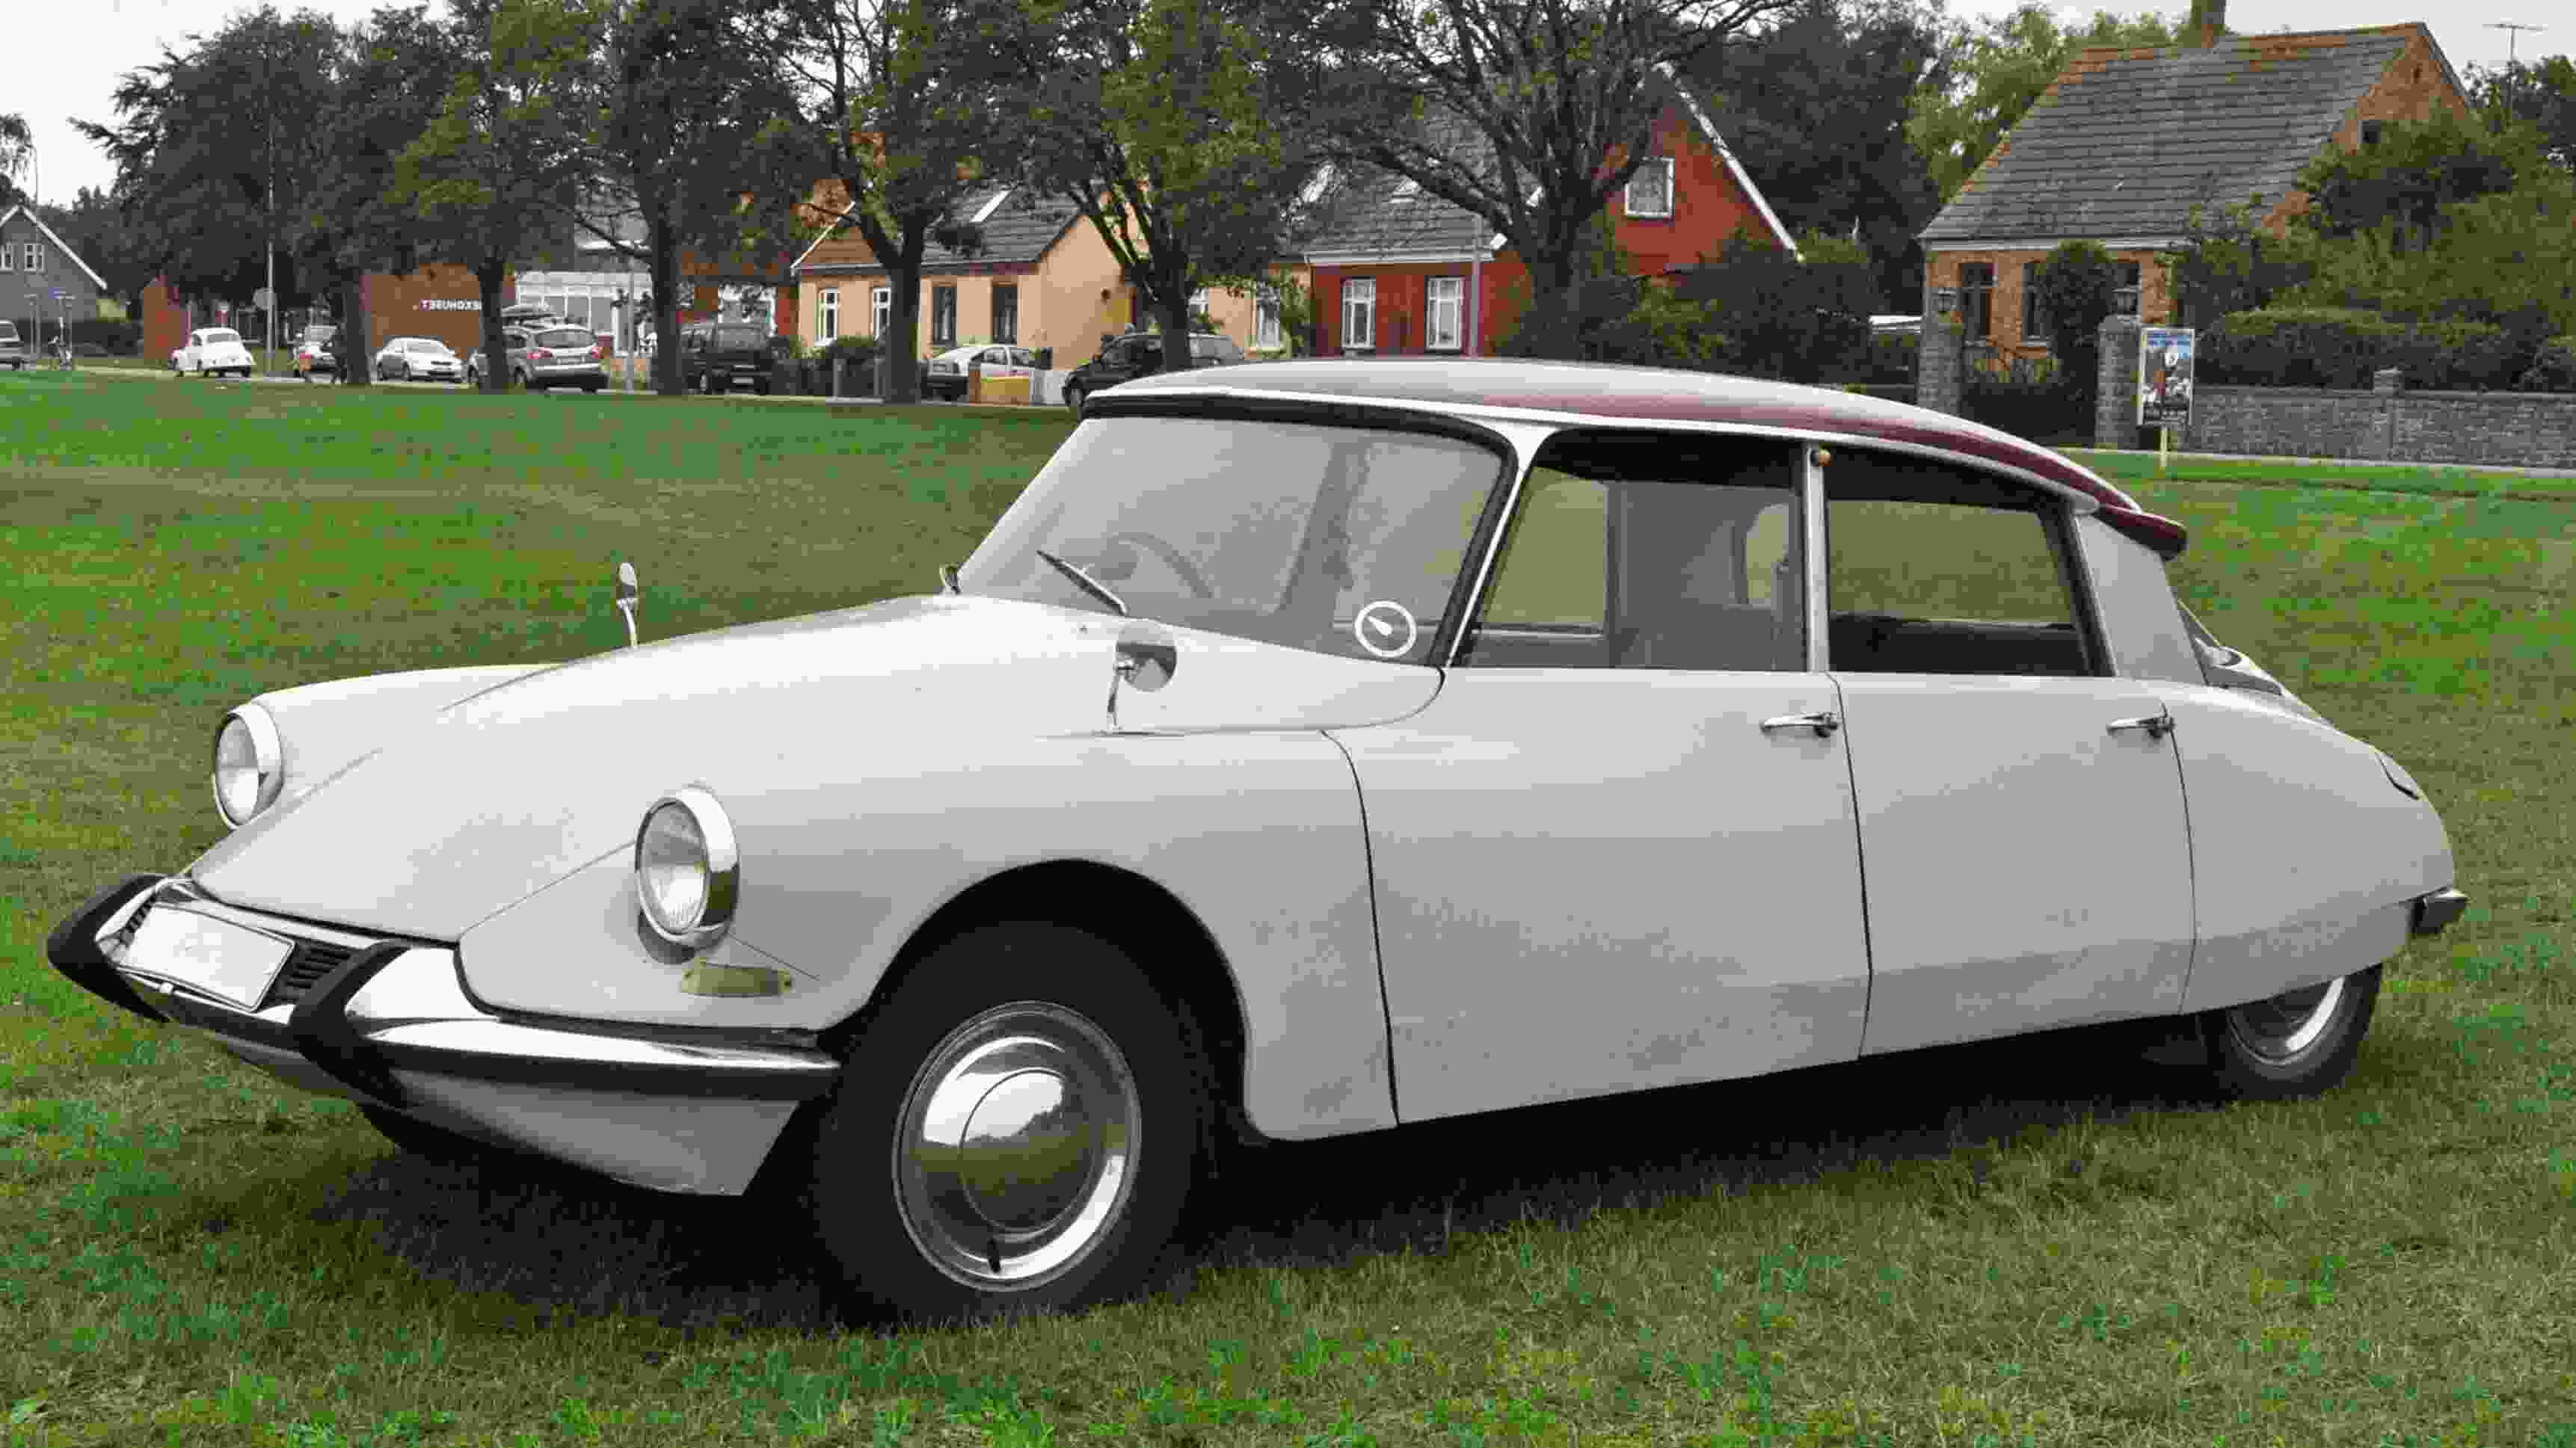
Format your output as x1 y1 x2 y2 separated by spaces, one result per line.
191 594 1439 937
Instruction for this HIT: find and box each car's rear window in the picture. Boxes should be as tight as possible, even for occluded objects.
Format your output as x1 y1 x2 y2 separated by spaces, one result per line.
408 339 452 353
535 327 593 348
0 324 17 342
1192 336 1243 361
305 326 336 342
203 330 241 344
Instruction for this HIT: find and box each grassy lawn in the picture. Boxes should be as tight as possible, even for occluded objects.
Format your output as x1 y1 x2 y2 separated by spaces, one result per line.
4 366 2572 1446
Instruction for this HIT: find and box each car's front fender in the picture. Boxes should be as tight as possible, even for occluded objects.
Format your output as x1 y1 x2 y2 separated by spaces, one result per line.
235 663 561 817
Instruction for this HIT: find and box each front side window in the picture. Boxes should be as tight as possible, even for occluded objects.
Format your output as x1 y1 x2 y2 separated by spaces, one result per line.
1427 276 1465 350
1825 452 2094 677
992 283 1018 344
960 415 1509 665
1341 278 1375 351
1623 157 1675 219
1958 263 1996 340
1461 432 1802 671
930 285 958 347
818 288 839 342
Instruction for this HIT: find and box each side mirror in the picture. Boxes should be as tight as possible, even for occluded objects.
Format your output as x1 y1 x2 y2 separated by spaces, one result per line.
1106 620 1178 731
613 561 641 648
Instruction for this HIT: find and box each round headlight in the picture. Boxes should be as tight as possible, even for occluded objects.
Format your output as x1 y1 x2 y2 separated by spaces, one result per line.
633 786 740 949
211 705 286 828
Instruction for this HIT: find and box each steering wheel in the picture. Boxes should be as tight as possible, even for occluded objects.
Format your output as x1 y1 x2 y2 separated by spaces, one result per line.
1104 531 1216 600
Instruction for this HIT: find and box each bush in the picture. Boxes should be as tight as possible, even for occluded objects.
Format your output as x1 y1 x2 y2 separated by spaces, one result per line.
2031 241 2119 415
2202 307 2544 390
1861 330 1918 383
1667 227 1876 383
1961 354 2083 442
67 318 144 355
2518 336 2576 392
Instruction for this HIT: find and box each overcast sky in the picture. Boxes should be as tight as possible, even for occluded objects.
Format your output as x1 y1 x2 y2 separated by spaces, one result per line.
8 0 2560 210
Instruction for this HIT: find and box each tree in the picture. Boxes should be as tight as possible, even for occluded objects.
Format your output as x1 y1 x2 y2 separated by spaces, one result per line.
2471 55 2576 177
1681 0 1946 315
1666 225 1875 380
767 0 1010 403
2292 106 2535 253
1324 0 1795 358
72 7 346 319
37 188 160 318
297 4 471 387
587 0 808 393
0 113 30 209
1907 4 2174 203
393 0 602 391
2027 238 2115 410
986 0 1338 376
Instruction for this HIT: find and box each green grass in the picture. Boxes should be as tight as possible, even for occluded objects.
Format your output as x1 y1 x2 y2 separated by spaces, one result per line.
4 369 2574 1446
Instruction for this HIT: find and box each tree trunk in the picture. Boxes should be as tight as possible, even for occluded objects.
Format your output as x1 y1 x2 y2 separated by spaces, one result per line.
650 216 683 395
1155 286 1194 375
339 274 369 386
475 257 511 392
881 262 923 404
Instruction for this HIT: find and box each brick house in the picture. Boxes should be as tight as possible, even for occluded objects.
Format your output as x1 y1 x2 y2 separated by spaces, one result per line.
790 180 1291 364
141 264 507 363
1916 6 2470 364
1298 90 1798 357
1 206 111 348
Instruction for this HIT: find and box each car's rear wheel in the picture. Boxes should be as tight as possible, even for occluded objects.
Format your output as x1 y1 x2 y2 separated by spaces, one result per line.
802 921 1210 1325
1063 383 1085 417
2203 963 2382 1102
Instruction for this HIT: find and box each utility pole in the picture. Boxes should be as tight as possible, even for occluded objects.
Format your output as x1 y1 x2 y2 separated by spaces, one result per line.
2486 20 2545 64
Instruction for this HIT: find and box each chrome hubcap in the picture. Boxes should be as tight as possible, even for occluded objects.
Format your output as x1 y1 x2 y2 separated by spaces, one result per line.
2225 975 2347 1065
892 1001 1139 1290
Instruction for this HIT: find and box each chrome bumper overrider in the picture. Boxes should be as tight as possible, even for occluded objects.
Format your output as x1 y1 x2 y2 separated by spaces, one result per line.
46 875 840 1195
2411 887 2468 937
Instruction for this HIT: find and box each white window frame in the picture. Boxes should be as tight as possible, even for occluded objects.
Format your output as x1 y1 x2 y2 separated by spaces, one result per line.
1427 276 1465 351
871 286 891 340
1254 291 1282 350
1624 157 1675 220
1341 277 1375 352
818 288 839 342
0 246 13 272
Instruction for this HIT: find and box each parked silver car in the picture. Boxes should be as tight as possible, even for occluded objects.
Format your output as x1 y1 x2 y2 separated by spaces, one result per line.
49 359 2464 1324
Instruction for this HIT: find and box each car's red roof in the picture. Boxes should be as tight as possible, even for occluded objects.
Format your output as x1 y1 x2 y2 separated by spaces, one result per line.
1110 358 2186 558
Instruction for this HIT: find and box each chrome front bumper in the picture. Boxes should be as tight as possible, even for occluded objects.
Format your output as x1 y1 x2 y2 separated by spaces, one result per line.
46 875 840 1195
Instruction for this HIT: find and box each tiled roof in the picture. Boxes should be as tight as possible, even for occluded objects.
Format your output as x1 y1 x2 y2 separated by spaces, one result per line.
1302 110 1507 259
1920 26 2430 244
797 188 1085 274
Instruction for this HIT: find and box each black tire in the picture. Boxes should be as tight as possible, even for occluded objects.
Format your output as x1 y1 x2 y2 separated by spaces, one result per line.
512 369 530 391
754 378 771 395
2201 963 2382 1102
802 921 1212 1325
583 380 602 393
699 371 719 396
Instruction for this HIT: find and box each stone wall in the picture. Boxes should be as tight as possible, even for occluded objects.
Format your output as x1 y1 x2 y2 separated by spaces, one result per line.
2096 316 2142 448
2186 383 2576 469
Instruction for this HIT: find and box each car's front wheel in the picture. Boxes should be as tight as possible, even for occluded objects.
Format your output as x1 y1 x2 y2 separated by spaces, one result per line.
803 921 1210 1324
2203 963 2382 1102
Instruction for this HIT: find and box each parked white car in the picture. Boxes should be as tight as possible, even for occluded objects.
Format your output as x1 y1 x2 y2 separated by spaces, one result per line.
170 327 256 378
374 336 465 383
49 359 2465 1325
925 343 1040 401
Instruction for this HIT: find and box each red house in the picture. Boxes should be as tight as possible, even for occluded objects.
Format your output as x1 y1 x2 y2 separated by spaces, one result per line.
1301 88 1798 357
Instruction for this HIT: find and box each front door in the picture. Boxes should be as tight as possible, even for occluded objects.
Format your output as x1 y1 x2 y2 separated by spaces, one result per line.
1819 463 2195 1056
1334 437 1873 1124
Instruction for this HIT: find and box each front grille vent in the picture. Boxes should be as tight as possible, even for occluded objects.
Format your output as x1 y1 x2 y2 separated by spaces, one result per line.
258 938 360 1010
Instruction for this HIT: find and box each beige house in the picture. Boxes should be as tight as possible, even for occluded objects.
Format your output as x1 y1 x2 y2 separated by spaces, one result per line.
792 181 1304 365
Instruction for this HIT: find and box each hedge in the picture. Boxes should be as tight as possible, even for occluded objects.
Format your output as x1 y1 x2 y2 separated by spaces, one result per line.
2201 307 2568 392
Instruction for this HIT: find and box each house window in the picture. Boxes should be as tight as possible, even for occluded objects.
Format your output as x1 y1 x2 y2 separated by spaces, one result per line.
1187 287 1209 323
871 286 891 339
992 283 1018 344
2361 120 2383 147
2114 261 2142 317
1427 276 1465 350
1341 278 1375 351
1958 262 1996 340
819 288 839 342
1254 289 1282 350
0 246 12 272
20 243 40 271
931 285 957 347
1624 158 1674 219
2021 262 2049 344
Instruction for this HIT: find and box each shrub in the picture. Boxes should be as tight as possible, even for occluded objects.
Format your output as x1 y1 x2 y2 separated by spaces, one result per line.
1961 354 2083 442
2518 336 2576 392
2203 307 2542 390
1667 227 1876 383
1862 330 1918 383
2030 241 2120 413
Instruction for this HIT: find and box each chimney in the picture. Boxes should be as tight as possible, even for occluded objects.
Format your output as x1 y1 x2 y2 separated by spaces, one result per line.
2185 0 2228 46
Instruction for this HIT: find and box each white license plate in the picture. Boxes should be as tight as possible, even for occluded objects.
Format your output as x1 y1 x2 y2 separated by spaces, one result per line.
125 907 294 1010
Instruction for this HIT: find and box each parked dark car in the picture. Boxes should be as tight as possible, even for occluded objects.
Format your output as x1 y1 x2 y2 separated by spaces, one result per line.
1062 331 1246 416
672 322 780 395
292 324 339 380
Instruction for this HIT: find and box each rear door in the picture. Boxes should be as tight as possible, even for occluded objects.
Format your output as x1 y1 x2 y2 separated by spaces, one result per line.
1820 451 2195 1056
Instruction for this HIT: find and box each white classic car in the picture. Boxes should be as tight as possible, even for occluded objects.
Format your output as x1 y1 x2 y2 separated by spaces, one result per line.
170 327 257 378
49 360 2465 1323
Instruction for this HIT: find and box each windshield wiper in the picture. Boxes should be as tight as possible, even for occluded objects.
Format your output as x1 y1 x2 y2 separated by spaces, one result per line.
1033 548 1129 617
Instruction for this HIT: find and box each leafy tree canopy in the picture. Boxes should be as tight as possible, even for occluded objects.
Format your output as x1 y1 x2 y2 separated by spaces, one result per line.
2470 55 2576 178
2291 105 2538 252
0 113 30 210
1906 3 2175 203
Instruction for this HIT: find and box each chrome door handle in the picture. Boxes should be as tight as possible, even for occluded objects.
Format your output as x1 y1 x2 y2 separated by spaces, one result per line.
2108 712 2174 739
1760 711 1841 739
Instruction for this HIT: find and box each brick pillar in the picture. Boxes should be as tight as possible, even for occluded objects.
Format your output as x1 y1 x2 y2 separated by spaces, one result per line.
2373 367 2403 460
1918 317 1965 416
2097 315 2143 449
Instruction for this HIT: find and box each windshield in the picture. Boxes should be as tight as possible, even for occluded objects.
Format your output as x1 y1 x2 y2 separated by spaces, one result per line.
960 414 1508 665
203 330 240 344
